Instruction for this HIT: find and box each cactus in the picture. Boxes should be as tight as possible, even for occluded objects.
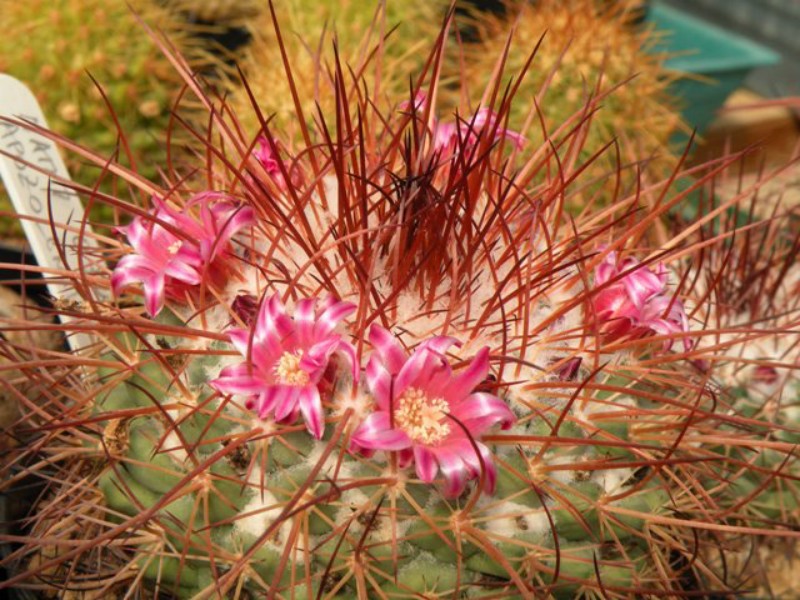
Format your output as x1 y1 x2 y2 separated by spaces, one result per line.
1 10 799 599
169 0 264 23
447 0 685 206
226 0 448 141
0 0 206 238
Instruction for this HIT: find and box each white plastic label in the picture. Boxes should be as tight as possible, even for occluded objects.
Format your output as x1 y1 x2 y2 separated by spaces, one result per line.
0 74 97 351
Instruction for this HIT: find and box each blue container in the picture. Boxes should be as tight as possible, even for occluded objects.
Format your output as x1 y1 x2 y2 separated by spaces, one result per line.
646 1 781 133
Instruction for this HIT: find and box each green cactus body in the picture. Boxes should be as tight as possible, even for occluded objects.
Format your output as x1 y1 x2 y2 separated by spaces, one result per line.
2 3 799 598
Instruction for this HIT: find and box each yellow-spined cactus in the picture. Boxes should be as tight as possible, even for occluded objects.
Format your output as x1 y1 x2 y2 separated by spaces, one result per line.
0 0 207 238
169 0 264 23
227 0 449 141
452 0 684 191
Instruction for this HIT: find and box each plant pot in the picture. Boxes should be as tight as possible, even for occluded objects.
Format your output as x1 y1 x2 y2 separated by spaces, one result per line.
645 1 780 135
0 243 49 308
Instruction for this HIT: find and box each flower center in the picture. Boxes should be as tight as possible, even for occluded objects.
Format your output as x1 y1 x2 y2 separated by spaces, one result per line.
275 351 310 386
167 240 182 255
394 387 451 445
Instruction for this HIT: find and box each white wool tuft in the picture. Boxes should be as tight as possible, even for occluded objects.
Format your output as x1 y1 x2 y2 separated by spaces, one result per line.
162 429 189 465
483 501 551 540
234 489 296 548
592 467 634 495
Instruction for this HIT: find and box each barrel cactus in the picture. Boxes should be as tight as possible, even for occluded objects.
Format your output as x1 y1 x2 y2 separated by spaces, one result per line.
226 0 448 141
1 12 798 599
448 0 685 203
169 0 264 23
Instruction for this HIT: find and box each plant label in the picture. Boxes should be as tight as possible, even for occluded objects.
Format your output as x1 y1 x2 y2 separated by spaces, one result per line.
0 74 97 351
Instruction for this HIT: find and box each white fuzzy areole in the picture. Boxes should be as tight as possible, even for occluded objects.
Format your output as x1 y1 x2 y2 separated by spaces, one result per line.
301 443 356 487
592 467 634 495
235 489 296 548
483 501 551 540
544 454 581 485
162 429 190 466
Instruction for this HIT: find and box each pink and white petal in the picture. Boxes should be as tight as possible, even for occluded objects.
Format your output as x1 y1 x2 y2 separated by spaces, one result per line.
227 329 254 360
259 294 286 336
298 385 324 439
444 347 490 403
368 324 407 375
455 440 498 494
450 393 515 433
417 335 461 356
175 246 204 271
255 387 283 419
111 262 155 296
293 298 317 346
315 299 356 339
273 385 303 422
218 205 255 242
144 274 166 316
395 345 451 397
413 445 439 483
594 260 618 287
211 364 267 396
301 337 340 373
122 218 147 249
433 122 457 150
336 339 359 382
621 269 664 308
164 260 201 285
350 412 412 451
433 448 470 498
398 448 414 468
365 356 393 410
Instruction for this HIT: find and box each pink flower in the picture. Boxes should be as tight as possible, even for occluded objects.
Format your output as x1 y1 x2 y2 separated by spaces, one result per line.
350 325 515 498
592 251 692 351
210 294 356 439
111 193 254 316
254 136 288 189
400 91 525 153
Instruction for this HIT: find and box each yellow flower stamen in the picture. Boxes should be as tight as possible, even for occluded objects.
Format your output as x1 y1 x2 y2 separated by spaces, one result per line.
275 351 310 386
395 387 451 444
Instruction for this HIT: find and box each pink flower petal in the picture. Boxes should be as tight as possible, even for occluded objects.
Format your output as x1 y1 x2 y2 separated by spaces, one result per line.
444 347 490 403
368 324 407 375
301 337 341 380
227 329 253 360
164 261 201 285
413 446 439 483
211 364 266 396
336 339 359 383
294 298 317 345
315 298 356 339
451 392 515 435
298 385 324 439
273 385 303 422
144 274 166 317
350 412 412 451
365 356 393 411
456 440 497 494
394 341 454 395
398 448 414 468
434 447 469 498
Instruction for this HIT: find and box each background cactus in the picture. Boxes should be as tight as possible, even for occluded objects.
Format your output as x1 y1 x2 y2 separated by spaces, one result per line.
169 0 264 23
1 8 799 599
0 0 208 239
225 0 449 142
447 0 685 208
